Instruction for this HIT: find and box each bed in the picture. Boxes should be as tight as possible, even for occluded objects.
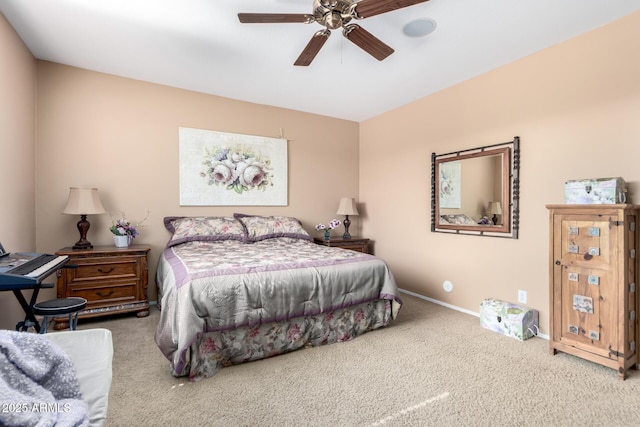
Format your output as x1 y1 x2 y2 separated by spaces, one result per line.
154 214 402 381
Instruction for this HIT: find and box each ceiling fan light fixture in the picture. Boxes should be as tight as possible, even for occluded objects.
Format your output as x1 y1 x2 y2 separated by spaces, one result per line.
240 0 433 65
402 18 437 38
326 11 344 29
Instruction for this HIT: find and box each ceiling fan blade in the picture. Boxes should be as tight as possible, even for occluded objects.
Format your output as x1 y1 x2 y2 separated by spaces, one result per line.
352 0 430 19
294 30 331 66
238 13 313 24
343 24 394 61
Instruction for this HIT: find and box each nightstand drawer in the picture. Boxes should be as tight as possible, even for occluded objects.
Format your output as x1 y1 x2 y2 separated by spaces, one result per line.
55 245 150 328
313 237 370 254
68 282 137 303
69 257 140 282
333 242 368 253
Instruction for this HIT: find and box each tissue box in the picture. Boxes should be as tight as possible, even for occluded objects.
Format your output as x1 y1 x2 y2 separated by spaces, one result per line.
480 298 538 341
564 177 627 204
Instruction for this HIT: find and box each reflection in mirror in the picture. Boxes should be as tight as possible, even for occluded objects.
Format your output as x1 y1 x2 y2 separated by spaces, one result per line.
431 137 520 238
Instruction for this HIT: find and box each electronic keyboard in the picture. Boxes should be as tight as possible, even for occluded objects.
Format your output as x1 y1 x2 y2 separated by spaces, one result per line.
0 254 69 287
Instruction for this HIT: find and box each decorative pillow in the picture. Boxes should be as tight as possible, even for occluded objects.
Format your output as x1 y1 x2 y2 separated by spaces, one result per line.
164 216 245 247
439 214 478 225
234 214 312 242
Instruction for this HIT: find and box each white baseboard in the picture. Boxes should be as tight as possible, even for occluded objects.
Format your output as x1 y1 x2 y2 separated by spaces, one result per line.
398 288 550 340
399 288 480 317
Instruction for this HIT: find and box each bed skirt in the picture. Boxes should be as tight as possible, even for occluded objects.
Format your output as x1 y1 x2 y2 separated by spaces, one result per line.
175 299 392 381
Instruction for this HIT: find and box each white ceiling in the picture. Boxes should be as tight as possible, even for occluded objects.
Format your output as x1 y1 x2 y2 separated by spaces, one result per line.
2 0 640 122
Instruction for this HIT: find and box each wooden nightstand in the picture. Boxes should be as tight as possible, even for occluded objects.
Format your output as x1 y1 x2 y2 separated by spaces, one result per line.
54 244 150 329
313 237 370 253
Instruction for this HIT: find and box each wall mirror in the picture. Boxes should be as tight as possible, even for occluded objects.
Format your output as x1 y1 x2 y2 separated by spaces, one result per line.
431 136 520 238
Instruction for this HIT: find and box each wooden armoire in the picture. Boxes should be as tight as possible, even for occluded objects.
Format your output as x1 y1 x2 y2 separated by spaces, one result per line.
547 204 639 379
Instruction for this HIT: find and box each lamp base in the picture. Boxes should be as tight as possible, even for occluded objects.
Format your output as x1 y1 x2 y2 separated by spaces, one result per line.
72 240 93 250
72 214 93 250
342 216 352 239
492 214 498 225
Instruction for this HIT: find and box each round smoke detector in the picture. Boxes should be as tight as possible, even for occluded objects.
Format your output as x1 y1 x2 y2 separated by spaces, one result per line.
402 18 437 38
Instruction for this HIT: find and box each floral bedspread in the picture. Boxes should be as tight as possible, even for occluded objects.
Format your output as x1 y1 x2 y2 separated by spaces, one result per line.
163 237 377 288
189 299 392 380
154 238 401 378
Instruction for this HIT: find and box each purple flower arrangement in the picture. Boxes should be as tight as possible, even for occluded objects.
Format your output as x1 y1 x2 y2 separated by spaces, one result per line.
315 219 341 231
110 219 139 238
109 211 149 238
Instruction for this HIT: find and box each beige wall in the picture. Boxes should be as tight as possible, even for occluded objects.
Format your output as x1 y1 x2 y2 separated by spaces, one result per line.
3 11 640 335
0 13 37 328
360 11 640 334
32 62 360 318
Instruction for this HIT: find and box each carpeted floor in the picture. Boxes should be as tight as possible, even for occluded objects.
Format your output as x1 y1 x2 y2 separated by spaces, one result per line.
78 292 640 426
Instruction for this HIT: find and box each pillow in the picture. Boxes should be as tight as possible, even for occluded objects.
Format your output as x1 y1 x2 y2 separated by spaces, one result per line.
163 216 245 247
439 214 477 225
234 214 312 242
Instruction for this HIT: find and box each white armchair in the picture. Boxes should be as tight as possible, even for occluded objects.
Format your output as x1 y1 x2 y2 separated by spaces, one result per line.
45 328 113 427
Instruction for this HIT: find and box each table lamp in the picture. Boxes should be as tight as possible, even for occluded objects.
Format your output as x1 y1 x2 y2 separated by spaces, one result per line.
336 197 359 239
62 187 106 249
488 201 502 225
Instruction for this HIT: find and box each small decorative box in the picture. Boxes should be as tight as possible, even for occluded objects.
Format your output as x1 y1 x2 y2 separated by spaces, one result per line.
564 177 627 204
479 298 539 341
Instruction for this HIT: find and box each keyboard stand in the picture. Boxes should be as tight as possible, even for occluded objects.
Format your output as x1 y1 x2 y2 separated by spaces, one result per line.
13 282 55 332
1 254 71 332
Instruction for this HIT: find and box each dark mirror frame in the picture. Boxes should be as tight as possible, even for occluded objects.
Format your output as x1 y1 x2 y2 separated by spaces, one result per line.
431 136 520 239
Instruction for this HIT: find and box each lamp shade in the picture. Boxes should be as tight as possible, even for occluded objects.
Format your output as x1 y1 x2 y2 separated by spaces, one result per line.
336 198 359 216
488 201 502 215
62 187 106 215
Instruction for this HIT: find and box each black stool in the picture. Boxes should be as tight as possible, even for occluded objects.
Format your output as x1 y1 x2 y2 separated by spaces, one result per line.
32 297 87 334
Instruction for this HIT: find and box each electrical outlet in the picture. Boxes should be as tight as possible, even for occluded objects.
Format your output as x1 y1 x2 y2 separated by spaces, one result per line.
518 290 527 304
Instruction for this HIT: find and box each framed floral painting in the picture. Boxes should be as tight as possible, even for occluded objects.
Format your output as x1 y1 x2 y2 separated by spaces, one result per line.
179 127 288 206
438 160 461 209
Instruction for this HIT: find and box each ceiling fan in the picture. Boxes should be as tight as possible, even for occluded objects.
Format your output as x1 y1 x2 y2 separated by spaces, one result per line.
238 0 431 66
